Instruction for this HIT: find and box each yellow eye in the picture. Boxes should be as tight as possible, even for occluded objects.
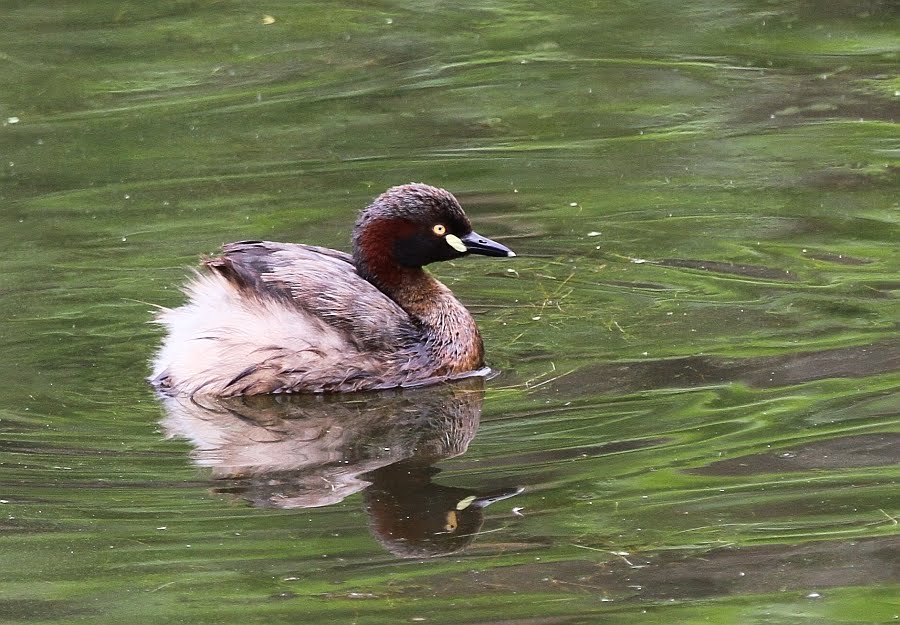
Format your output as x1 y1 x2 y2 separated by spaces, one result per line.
432 224 446 236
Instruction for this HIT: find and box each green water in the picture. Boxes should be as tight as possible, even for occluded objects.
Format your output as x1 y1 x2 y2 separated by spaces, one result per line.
1 1 898 623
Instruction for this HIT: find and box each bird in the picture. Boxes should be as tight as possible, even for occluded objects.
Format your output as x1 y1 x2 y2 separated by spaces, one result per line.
150 183 515 396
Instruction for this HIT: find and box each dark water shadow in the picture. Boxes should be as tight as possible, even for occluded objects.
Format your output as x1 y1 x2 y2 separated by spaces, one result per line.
691 432 900 476
591 536 900 602
156 378 522 558
553 338 900 397
405 536 899 602
657 258 800 281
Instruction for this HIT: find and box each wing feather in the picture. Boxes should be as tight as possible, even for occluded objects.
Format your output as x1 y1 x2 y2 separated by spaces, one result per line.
207 241 422 353
152 241 448 396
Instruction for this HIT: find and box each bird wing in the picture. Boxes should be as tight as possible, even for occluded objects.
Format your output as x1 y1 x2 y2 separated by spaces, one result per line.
205 240 423 353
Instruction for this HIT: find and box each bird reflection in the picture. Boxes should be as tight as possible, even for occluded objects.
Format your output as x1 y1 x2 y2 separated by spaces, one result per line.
157 378 522 557
363 461 523 558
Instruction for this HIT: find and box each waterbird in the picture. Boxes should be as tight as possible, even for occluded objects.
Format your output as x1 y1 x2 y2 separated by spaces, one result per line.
150 183 515 396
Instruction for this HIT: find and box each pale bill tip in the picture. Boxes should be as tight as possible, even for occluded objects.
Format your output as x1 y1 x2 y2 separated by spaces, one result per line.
445 233 468 253
456 495 477 511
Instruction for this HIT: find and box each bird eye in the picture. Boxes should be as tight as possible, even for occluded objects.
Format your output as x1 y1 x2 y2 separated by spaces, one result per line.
432 224 447 236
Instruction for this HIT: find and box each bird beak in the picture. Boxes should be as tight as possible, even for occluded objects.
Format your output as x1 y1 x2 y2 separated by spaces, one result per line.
458 231 516 257
457 486 525 510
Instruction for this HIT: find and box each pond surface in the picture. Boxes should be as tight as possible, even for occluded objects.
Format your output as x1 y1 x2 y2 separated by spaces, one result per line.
1 1 898 623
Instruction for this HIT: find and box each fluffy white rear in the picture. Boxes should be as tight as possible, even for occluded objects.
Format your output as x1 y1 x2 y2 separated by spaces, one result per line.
151 272 353 395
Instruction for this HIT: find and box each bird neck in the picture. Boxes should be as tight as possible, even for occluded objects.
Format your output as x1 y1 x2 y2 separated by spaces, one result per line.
402 274 485 373
353 221 485 372
357 260 484 373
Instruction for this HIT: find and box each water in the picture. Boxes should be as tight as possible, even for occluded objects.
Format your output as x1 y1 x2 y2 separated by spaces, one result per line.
1 1 898 623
